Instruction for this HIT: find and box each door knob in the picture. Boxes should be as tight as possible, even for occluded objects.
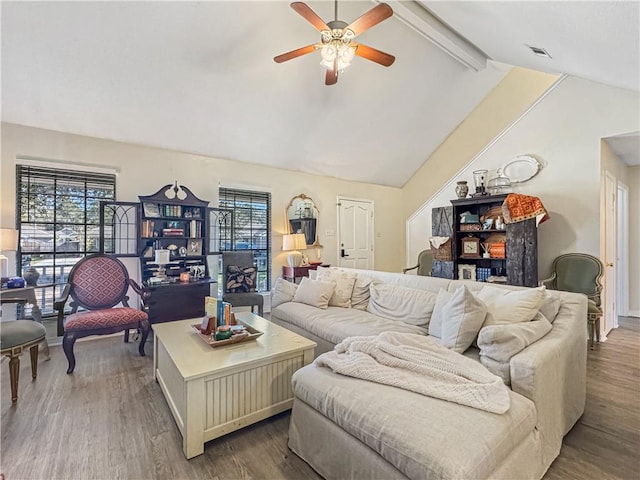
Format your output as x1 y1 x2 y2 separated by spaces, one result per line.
341 249 349 258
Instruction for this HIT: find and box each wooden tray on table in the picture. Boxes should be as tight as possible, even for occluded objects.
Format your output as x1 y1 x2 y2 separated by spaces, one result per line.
191 322 263 347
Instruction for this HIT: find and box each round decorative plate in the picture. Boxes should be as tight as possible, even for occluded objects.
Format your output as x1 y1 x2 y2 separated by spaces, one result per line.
501 155 542 183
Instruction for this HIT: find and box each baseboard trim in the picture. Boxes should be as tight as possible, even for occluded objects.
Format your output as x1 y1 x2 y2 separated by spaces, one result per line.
628 310 640 318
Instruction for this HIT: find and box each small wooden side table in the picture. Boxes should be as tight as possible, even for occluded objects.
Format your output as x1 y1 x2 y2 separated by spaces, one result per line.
282 264 330 283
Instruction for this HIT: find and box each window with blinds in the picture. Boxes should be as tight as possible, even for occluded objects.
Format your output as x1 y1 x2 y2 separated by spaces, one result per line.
219 187 271 292
16 164 116 315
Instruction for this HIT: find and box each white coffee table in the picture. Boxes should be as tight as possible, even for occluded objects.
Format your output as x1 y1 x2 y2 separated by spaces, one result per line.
152 312 316 459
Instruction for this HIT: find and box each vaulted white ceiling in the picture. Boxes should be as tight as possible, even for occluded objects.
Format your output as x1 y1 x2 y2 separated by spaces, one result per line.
2 1 638 187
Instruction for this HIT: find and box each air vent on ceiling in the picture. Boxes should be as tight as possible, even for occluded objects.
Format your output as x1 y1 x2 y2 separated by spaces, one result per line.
526 45 552 58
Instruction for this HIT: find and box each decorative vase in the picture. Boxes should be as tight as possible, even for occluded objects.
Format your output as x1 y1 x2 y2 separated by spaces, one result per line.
23 266 40 286
455 181 469 199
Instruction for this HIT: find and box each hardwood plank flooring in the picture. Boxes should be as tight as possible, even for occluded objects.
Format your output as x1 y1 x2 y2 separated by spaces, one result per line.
1 318 638 479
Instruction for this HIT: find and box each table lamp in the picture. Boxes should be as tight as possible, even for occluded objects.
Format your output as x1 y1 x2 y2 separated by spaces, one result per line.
283 233 307 267
0 229 18 278
154 249 170 279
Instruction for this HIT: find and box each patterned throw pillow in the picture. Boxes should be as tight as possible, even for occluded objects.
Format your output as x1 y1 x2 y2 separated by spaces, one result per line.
226 265 257 293
316 266 357 308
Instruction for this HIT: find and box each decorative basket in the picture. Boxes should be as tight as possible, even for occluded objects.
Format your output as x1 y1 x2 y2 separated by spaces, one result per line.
433 237 452 261
460 223 481 232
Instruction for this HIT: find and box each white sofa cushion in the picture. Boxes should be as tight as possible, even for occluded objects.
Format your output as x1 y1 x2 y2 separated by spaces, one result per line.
272 302 427 345
478 314 553 362
351 274 373 311
293 277 335 309
367 282 437 326
271 277 298 308
316 266 357 308
292 364 537 480
539 292 561 323
477 285 546 326
429 285 487 353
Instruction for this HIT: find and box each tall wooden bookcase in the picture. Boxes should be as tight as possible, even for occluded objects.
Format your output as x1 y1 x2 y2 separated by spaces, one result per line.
431 194 538 287
99 183 233 323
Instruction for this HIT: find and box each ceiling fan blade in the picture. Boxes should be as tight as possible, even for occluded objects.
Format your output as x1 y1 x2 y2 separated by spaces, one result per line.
274 44 318 63
291 2 330 32
345 3 393 37
354 43 395 67
325 61 338 86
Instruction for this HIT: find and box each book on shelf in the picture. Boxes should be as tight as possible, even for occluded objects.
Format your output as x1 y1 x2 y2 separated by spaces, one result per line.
142 220 155 238
163 205 182 217
188 219 200 237
162 228 184 237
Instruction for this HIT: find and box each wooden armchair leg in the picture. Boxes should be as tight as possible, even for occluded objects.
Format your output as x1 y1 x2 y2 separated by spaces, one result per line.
63 332 78 374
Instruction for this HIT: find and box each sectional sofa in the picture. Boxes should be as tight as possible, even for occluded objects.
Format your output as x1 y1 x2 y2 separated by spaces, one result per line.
270 267 587 479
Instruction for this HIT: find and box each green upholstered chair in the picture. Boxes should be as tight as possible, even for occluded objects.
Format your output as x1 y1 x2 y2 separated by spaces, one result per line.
0 319 46 404
403 250 434 276
540 253 604 349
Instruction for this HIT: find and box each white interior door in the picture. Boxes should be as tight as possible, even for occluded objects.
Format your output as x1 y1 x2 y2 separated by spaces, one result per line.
616 183 629 319
337 197 374 269
603 171 617 336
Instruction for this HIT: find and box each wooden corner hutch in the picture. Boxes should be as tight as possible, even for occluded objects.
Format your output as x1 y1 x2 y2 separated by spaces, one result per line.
431 194 538 287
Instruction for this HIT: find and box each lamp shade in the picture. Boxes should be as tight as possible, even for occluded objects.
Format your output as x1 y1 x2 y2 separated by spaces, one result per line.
282 233 307 267
0 229 18 251
282 233 307 251
154 249 170 265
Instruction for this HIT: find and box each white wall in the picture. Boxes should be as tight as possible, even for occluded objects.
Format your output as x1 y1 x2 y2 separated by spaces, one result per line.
0 123 405 285
407 76 640 279
629 166 640 316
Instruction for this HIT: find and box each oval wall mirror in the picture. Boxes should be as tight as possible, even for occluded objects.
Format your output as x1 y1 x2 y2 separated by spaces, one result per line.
502 155 542 184
286 194 319 246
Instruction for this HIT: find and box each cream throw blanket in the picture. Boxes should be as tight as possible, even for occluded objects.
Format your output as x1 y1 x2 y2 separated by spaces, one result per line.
315 332 511 414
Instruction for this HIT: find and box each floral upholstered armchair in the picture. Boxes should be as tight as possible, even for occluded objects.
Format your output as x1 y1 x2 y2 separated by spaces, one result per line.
54 254 150 373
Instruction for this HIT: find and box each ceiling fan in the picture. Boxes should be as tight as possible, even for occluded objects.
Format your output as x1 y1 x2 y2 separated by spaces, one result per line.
274 1 395 86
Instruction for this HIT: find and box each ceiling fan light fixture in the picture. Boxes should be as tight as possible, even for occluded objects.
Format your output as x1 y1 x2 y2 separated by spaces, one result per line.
320 42 354 71
275 1 395 84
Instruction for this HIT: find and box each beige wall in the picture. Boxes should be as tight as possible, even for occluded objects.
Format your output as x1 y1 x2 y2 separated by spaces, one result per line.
407 76 640 280
628 166 640 316
403 67 558 265
0 123 404 282
403 67 559 221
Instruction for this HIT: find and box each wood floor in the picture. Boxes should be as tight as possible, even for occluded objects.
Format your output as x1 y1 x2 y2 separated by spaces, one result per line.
1 318 638 480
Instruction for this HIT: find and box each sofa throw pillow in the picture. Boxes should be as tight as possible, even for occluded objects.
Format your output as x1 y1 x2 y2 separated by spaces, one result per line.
271 278 298 309
477 314 552 362
477 285 546 326
316 267 357 308
226 265 257 293
367 282 437 326
350 274 373 311
432 285 487 353
292 277 336 309
479 356 512 385
539 292 561 323
427 289 448 339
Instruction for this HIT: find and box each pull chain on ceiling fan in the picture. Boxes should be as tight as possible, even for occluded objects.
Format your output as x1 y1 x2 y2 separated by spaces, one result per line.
274 1 395 86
